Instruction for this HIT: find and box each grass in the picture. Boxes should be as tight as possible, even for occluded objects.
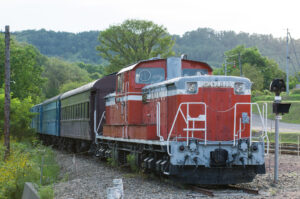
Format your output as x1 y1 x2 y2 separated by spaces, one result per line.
0 139 60 199
252 101 300 124
266 131 300 144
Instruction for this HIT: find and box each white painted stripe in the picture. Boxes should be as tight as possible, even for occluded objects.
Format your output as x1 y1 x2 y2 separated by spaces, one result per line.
105 95 143 106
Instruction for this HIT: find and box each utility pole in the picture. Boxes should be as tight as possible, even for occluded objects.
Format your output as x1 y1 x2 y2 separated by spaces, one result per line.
274 99 280 183
4 25 11 160
239 52 242 76
286 28 289 95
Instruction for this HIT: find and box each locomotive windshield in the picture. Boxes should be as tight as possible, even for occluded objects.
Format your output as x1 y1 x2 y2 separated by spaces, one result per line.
182 68 208 76
135 68 165 84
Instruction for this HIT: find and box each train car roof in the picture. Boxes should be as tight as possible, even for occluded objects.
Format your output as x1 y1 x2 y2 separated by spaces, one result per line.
60 73 117 100
60 80 98 100
42 95 61 105
117 57 213 75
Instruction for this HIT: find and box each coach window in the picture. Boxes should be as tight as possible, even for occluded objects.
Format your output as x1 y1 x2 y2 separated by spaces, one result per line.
86 102 90 119
135 68 165 84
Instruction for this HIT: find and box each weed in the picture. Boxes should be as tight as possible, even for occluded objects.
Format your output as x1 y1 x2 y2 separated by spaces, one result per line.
39 185 54 199
126 154 138 172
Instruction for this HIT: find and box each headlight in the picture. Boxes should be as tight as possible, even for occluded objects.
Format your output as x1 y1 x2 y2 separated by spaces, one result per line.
234 82 245 94
186 82 197 93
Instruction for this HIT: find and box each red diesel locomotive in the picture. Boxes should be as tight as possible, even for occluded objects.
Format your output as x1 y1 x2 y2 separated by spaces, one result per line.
94 57 267 184
32 56 268 184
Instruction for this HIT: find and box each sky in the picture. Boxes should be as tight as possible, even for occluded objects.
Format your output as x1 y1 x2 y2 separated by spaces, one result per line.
1 0 300 39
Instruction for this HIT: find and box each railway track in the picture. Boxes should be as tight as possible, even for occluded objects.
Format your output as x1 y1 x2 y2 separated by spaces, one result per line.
265 142 300 155
188 185 259 197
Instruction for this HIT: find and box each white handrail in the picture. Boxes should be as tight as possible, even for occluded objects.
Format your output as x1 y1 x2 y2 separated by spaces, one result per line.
97 111 106 133
233 102 269 154
94 111 106 144
167 102 207 156
156 102 164 141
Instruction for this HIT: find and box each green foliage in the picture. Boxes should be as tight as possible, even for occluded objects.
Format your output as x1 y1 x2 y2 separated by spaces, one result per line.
39 185 54 199
13 28 300 77
291 88 300 94
42 58 91 98
97 19 175 74
77 62 104 80
0 34 45 102
14 29 104 64
266 132 300 144
225 45 285 90
0 89 35 141
59 81 90 93
0 142 59 199
107 157 118 167
253 101 300 124
126 154 138 172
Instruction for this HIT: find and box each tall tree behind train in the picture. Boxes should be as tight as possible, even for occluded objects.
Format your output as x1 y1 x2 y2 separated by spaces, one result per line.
217 45 285 91
97 19 175 74
0 34 45 102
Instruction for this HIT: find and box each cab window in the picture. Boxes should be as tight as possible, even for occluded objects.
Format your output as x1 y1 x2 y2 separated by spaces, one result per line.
182 69 208 76
135 68 165 84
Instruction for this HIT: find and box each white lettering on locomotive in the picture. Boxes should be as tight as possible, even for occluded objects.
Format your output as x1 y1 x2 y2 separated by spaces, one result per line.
199 81 235 88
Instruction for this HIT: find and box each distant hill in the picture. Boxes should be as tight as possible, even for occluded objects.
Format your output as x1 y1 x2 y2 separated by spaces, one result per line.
13 28 300 74
13 29 104 64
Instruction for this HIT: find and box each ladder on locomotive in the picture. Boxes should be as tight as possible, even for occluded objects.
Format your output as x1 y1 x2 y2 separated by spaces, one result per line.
182 102 207 146
166 102 207 147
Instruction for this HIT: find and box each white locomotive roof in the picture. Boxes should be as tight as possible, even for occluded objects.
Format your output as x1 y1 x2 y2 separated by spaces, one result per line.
60 80 98 99
143 75 252 90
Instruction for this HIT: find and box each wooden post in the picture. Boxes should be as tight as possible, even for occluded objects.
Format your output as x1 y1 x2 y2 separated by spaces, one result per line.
4 25 11 160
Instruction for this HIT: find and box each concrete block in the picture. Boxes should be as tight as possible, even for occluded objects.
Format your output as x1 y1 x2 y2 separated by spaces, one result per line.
22 182 40 199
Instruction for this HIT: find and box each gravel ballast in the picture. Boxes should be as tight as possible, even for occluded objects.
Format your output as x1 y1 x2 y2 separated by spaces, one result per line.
54 151 300 199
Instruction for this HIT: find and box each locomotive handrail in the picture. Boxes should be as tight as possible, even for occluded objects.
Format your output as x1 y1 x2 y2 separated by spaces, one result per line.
94 110 106 143
156 102 164 141
233 102 269 154
167 102 207 156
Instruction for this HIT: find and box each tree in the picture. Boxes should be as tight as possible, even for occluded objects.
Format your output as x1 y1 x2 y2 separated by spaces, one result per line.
97 19 175 73
224 45 285 90
42 58 91 98
0 34 45 102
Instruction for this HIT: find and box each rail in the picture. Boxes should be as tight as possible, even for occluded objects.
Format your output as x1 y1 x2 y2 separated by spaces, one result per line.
167 102 207 156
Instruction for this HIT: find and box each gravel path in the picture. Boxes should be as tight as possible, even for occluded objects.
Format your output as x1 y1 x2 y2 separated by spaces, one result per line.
54 151 300 199
252 114 300 133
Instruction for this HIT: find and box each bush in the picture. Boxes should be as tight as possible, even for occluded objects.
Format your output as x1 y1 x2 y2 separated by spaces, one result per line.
0 89 35 141
126 154 138 172
0 142 59 199
39 185 54 199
